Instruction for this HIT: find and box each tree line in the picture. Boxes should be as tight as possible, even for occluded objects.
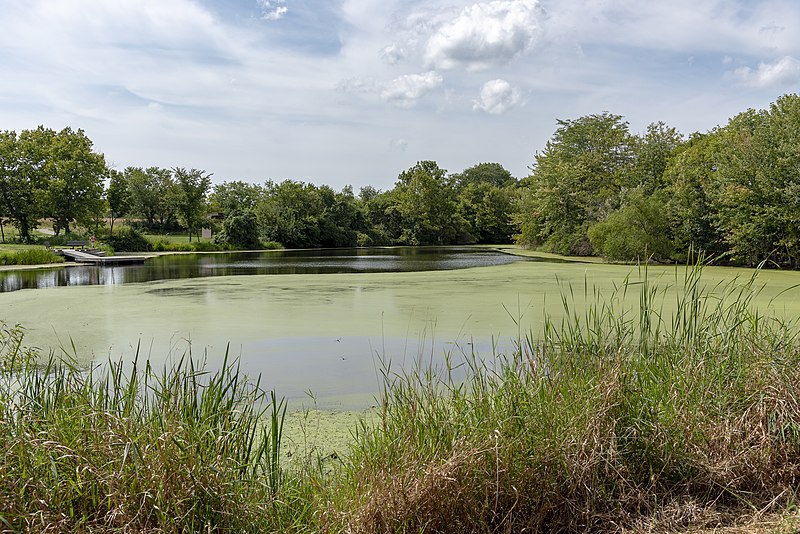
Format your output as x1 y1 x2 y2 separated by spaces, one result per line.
2 93 800 267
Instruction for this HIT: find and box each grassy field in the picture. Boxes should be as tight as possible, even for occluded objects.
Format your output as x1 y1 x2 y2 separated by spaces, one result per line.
2 262 800 532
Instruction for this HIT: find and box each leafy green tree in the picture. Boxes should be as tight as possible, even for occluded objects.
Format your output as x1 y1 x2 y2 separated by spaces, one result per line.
457 182 516 243
629 122 684 194
173 168 212 242
588 190 673 261
317 185 363 247
216 209 260 249
452 162 517 190
105 169 131 236
514 113 635 254
125 167 180 230
257 180 324 248
663 131 725 259
45 128 107 235
708 96 800 266
392 161 464 245
0 127 54 242
209 181 264 214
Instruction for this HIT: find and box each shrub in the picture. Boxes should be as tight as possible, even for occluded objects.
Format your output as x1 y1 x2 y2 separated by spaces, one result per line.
104 228 152 252
589 190 673 261
215 210 261 249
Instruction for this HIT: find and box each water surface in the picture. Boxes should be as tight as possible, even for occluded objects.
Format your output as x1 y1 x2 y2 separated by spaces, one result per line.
0 247 526 292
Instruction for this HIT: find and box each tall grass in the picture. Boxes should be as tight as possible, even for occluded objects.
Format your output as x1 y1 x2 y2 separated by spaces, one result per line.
0 249 64 266
328 262 800 532
0 330 305 533
1 261 800 532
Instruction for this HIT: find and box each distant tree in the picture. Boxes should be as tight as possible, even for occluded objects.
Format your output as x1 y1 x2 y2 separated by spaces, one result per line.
663 131 725 259
514 113 635 254
0 127 54 242
45 127 107 235
125 167 180 230
216 209 260 249
457 182 516 243
452 162 516 190
708 95 800 266
629 122 684 194
588 190 673 261
173 168 212 242
257 180 323 248
106 169 131 236
393 160 464 245
209 181 264 214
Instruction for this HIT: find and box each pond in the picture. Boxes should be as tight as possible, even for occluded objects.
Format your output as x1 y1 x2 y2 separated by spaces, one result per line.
2 247 799 410
0 247 527 292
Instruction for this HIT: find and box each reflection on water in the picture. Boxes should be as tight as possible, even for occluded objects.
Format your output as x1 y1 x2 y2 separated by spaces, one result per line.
0 247 530 292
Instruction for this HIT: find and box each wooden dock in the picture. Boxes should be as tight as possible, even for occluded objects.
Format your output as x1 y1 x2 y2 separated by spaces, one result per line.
55 249 147 265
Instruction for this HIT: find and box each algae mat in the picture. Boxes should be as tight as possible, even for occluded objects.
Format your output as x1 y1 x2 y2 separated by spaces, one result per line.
3 261 799 408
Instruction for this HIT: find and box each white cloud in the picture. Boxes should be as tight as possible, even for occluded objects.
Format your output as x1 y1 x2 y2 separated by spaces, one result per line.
380 44 405 65
381 71 443 108
390 138 409 151
258 0 288 21
733 56 800 88
473 78 521 114
423 0 541 71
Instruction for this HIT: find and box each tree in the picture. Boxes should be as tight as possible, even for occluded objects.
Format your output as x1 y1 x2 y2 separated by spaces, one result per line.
629 122 684 194
216 209 260 249
106 169 131 236
452 162 517 190
173 168 212 242
125 167 180 230
45 127 106 235
708 96 800 266
392 161 464 245
457 182 516 243
514 113 635 254
0 127 53 242
588 190 673 261
208 181 264 214
663 131 725 259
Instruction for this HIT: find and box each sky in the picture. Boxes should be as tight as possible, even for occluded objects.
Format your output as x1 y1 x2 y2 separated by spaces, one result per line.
1 0 799 191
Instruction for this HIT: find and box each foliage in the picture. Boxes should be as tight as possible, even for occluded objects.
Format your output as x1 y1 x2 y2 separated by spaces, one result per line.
173 167 212 242
125 166 181 231
256 180 362 248
392 160 466 245
588 190 673 261
708 95 800 267
209 180 264 214
515 113 636 254
664 131 725 259
215 209 261 249
105 168 131 236
0 248 64 265
452 162 517 190
44 127 107 235
105 227 153 252
457 181 516 243
0 330 296 532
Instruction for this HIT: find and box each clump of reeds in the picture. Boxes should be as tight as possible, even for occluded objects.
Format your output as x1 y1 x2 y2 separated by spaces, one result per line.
330 262 800 532
0 249 63 266
0 326 302 533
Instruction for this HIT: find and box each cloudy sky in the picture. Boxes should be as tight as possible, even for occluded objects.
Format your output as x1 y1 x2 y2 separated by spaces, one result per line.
1 0 799 190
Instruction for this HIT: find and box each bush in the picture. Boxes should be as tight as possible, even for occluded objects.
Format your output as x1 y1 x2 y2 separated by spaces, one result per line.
215 210 260 249
105 228 152 252
588 191 673 261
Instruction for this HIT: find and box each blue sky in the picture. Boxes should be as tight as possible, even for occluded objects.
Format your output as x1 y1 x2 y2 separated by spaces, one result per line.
1 0 799 190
